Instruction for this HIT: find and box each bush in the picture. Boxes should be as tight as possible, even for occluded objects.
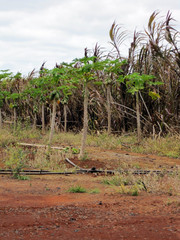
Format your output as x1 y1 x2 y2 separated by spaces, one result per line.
5 145 28 179
68 185 87 193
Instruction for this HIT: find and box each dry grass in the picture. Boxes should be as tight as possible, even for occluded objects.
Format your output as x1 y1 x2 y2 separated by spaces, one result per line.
0 126 179 158
101 172 180 196
130 135 180 158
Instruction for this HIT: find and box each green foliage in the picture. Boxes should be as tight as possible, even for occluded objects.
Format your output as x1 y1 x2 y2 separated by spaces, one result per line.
125 72 159 95
68 185 87 193
5 146 28 179
102 175 131 186
148 91 161 100
50 90 61 101
72 147 80 154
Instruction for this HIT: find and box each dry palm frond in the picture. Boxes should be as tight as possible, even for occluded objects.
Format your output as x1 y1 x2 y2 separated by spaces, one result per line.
92 43 105 62
28 68 35 78
109 21 128 59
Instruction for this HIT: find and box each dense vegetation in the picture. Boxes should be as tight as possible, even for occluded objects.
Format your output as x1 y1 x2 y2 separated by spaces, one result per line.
0 12 179 155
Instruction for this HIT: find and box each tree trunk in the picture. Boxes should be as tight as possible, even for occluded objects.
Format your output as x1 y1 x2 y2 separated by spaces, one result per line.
42 103 45 134
0 108 2 129
107 84 111 135
64 104 67 133
14 108 17 130
49 99 56 145
79 84 88 159
33 113 37 130
136 92 141 142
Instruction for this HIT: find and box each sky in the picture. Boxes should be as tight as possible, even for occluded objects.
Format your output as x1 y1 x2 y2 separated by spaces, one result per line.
0 0 179 75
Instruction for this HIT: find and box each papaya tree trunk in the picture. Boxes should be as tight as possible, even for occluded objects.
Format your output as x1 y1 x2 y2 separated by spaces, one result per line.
0 108 2 129
33 113 37 130
64 104 67 133
107 84 111 135
79 84 88 158
42 103 45 134
136 92 141 142
14 108 17 130
49 99 57 145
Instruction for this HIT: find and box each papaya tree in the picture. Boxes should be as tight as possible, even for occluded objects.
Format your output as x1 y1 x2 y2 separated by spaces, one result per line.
47 66 73 144
0 90 9 129
74 55 103 158
0 70 13 128
124 72 163 141
8 92 21 130
59 63 79 132
49 90 61 144
99 59 126 134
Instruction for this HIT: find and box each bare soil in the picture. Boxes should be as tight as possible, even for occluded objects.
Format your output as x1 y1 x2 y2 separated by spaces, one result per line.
0 146 180 240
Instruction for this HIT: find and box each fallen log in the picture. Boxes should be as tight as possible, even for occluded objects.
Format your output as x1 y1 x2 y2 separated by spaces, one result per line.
18 143 64 150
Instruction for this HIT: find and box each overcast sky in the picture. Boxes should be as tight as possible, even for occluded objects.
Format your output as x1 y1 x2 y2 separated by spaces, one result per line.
0 0 179 75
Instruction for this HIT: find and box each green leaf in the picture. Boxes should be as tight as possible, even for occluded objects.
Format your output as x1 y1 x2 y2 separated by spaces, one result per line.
149 91 161 99
94 81 103 86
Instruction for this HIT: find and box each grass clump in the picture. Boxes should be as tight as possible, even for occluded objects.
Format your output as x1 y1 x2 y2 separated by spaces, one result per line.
102 173 180 196
130 134 180 158
68 185 87 193
102 175 131 186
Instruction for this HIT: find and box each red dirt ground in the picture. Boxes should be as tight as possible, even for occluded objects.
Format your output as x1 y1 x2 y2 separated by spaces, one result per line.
0 146 180 240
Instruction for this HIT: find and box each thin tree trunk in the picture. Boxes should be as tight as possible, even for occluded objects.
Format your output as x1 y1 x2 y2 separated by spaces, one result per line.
0 108 2 129
14 108 17 130
42 103 45 134
79 84 88 159
33 113 37 130
64 104 67 133
136 92 141 142
107 84 111 135
49 99 57 145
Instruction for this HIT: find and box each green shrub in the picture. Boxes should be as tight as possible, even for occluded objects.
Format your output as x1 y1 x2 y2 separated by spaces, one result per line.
68 185 87 193
5 146 28 179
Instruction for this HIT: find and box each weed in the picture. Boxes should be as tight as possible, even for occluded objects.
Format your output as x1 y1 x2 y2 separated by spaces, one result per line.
72 147 80 154
166 199 180 207
102 175 131 186
131 188 139 196
68 185 87 193
5 145 28 179
90 188 100 194
63 147 70 153
80 151 89 161
17 175 30 180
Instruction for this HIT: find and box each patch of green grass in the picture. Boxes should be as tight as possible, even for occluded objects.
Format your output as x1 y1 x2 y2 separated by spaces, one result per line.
68 185 87 193
102 175 131 186
17 175 30 180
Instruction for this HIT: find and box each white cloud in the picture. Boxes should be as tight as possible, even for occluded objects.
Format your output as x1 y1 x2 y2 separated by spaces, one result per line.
0 0 179 74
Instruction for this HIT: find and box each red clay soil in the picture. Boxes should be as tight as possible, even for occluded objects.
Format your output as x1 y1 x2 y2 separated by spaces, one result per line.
0 174 180 240
0 146 180 240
